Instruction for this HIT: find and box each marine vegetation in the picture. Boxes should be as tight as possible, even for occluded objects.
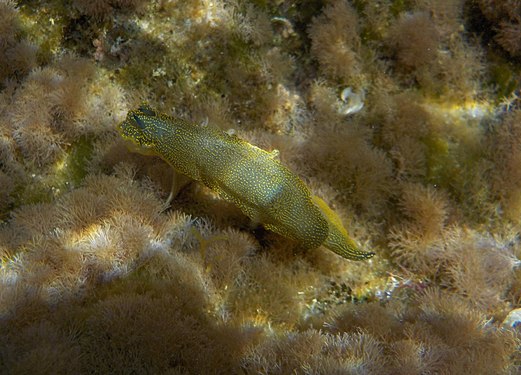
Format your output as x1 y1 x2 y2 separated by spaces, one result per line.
0 0 520 373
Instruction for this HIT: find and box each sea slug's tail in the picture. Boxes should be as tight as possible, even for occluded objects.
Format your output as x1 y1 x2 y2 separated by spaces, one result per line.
312 195 375 260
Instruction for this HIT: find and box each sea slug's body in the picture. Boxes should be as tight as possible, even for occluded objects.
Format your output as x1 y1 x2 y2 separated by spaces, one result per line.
118 104 374 261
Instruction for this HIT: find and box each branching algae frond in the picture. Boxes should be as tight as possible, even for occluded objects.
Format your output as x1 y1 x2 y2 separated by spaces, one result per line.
118 104 374 261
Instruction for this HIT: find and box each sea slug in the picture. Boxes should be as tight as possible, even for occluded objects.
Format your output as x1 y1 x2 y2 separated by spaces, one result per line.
118 104 374 261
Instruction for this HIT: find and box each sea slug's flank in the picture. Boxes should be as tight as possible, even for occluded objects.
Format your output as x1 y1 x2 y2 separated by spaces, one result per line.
118 104 374 261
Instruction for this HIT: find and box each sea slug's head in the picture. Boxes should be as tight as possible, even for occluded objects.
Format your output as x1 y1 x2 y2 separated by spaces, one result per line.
118 104 164 154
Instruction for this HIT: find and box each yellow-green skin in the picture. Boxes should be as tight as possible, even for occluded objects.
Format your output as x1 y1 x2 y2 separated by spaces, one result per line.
118 104 374 261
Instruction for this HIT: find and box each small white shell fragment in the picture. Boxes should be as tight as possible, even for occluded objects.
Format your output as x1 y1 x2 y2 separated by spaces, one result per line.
502 308 521 329
338 87 365 115
271 17 296 38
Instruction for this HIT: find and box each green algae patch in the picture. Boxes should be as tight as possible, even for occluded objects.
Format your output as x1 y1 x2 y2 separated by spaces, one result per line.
390 0 414 17
10 136 96 211
489 61 519 101
56 135 95 189
424 136 451 187
18 1 66 64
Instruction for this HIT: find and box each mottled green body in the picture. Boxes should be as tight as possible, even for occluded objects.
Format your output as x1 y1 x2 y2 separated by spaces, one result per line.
118 104 374 260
